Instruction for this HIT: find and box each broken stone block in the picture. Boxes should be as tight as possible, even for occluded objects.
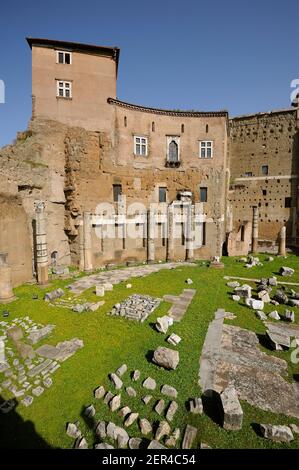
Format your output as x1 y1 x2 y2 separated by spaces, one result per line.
155 420 170 441
126 386 136 397
142 395 152 405
274 290 288 304
161 384 178 399
119 406 131 418
268 276 277 286
189 397 203 414
167 333 182 346
106 422 116 439
114 426 129 448
84 404 96 418
116 363 127 376
245 298 264 310
95 443 114 449
124 412 139 427
139 418 152 435
129 438 142 449
132 370 140 381
148 440 166 449
95 420 106 439
95 285 105 297
235 284 252 298
44 288 64 302
126 284 132 289
43 377 52 388
227 281 240 288
155 399 165 415
255 310 267 321
200 442 212 449
104 391 114 404
103 282 113 291
289 299 299 307
156 316 172 334
260 424 294 443
220 386 243 431
94 385 105 399
74 437 88 449
232 295 240 302
153 346 179 370
110 373 123 390
280 267 294 277
66 422 81 439
185 278 193 284
182 424 197 449
258 290 271 303
166 401 178 421
268 310 281 321
286 310 296 323
143 377 156 390
266 330 290 350
32 386 44 397
109 394 121 412
165 428 180 447
290 424 299 434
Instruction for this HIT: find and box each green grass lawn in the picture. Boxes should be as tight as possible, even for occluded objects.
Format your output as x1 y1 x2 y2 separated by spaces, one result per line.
1 254 299 449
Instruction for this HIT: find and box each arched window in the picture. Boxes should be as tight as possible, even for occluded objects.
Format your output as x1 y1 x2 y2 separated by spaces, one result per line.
124 116 127 127
169 140 178 162
51 251 58 266
181 124 184 133
152 121 155 132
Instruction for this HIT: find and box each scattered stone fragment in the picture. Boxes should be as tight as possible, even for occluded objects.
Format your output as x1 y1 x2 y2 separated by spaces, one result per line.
220 386 243 431
32 386 44 397
28 325 55 345
268 310 281 321
155 420 171 441
95 420 106 439
280 267 294 277
245 298 264 310
106 422 116 439
266 330 290 350
103 282 113 291
84 404 96 418
182 424 197 449
186 278 193 285
126 386 137 397
167 333 182 346
268 277 277 286
260 424 294 443
126 284 132 289
44 288 64 302
110 394 121 412
165 428 180 447
116 364 127 376
235 284 252 298
200 442 212 449
119 406 131 418
189 397 203 414
139 418 152 435
153 346 179 370
124 412 139 427
156 316 173 334
143 377 156 390
258 290 271 303
95 285 105 297
290 424 299 434
114 426 129 448
166 401 178 421
227 281 240 288
255 310 267 321
129 438 142 449
274 290 289 304
232 295 240 302
161 384 178 399
95 443 114 449
285 310 295 323
155 399 165 415
132 370 140 381
110 373 123 390
142 395 152 405
94 385 105 399
289 299 299 307
66 422 81 439
21 395 33 407
43 377 52 388
148 440 166 449
74 437 88 449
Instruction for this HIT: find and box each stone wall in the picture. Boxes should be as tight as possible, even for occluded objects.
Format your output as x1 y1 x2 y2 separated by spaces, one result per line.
227 108 299 255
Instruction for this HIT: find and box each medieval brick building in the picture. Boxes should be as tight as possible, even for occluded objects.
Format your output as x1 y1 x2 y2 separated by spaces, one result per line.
0 38 298 286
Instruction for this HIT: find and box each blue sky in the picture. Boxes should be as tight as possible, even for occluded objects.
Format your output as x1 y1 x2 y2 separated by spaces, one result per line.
0 0 298 147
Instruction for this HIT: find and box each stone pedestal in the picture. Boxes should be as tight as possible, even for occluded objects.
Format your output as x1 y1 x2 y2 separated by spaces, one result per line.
209 256 224 269
34 201 48 285
278 226 286 256
0 253 15 303
251 206 259 253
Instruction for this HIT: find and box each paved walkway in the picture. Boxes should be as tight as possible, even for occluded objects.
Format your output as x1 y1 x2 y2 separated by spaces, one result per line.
67 262 195 295
163 289 197 321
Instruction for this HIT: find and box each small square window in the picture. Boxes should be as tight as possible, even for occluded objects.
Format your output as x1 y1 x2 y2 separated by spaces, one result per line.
262 165 269 175
159 187 167 203
57 51 72 65
200 187 207 202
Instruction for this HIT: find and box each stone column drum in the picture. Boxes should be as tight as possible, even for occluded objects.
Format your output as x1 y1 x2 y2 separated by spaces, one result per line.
34 201 48 285
252 206 259 253
278 226 286 256
0 252 15 303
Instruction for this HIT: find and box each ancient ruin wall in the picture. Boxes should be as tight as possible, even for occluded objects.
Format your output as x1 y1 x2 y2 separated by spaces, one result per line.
228 109 299 253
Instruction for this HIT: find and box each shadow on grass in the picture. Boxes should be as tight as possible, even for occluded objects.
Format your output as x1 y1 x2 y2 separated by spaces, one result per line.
201 390 223 427
80 404 97 446
145 350 155 364
0 395 53 449
251 422 263 437
256 333 273 350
